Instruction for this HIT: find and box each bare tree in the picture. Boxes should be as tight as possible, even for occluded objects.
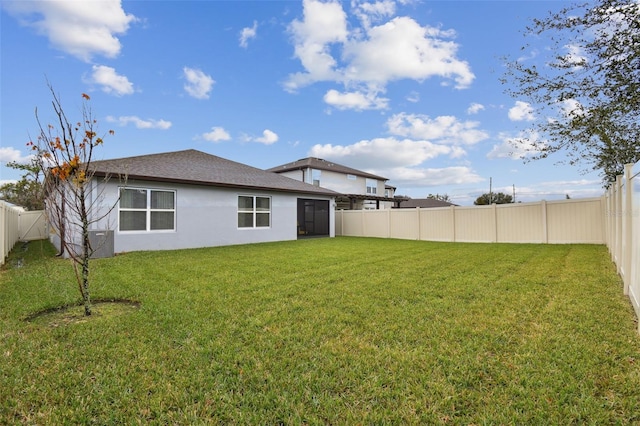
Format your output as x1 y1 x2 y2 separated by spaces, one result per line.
30 86 119 316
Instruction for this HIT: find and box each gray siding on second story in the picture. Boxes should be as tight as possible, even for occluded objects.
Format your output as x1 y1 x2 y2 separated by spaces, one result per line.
268 157 387 197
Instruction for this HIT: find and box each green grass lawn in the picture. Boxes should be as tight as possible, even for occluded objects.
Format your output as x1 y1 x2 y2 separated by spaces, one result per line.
1 237 639 424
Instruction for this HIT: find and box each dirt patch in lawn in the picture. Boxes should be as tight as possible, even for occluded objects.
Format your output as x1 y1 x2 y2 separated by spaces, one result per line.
25 299 141 327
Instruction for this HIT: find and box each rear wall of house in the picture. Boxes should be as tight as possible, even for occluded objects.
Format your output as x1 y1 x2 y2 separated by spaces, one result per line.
91 179 335 254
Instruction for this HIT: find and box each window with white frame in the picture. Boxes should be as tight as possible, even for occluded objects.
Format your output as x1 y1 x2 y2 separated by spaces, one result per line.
366 179 377 195
238 195 271 228
119 188 175 232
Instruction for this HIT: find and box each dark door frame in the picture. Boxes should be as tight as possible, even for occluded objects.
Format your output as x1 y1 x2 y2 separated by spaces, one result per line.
297 199 329 238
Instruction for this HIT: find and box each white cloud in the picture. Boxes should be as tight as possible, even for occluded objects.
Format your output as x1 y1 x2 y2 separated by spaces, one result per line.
285 0 348 91
254 129 279 145
406 91 420 103
352 0 396 29
508 101 535 121
382 165 483 186
183 67 215 99
342 17 474 88
487 131 546 160
467 102 485 115
306 137 485 191
386 113 489 146
200 127 231 142
307 113 488 187
239 20 258 48
285 0 475 101
4 0 136 62
310 137 452 169
106 115 171 129
86 65 134 96
0 147 32 164
323 89 389 110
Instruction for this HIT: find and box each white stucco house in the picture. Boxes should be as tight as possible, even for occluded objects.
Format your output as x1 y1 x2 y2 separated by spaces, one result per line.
267 157 407 210
48 149 338 257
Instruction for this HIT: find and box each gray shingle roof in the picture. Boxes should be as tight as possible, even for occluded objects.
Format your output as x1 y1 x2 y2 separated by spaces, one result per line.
267 157 388 181
89 149 339 196
397 198 457 208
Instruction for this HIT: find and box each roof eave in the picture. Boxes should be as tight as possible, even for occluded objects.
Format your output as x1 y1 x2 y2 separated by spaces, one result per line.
92 171 338 197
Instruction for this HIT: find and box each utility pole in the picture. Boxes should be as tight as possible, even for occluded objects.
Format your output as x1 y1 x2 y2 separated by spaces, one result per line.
489 177 493 204
512 184 516 203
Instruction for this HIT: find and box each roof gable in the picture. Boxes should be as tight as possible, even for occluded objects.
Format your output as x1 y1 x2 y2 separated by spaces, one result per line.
89 149 338 196
267 157 387 181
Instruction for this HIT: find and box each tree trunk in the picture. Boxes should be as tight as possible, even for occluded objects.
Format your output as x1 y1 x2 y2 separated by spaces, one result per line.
80 191 92 316
81 254 91 316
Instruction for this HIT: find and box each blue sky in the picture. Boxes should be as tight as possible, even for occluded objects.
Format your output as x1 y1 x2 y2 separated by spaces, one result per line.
1 0 604 205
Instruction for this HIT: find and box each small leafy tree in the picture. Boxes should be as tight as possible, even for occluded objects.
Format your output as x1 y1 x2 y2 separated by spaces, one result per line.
0 159 44 210
30 86 116 316
474 192 513 205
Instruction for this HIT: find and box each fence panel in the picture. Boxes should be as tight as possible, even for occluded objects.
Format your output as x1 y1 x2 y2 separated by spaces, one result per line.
389 209 418 240
546 198 604 244
454 205 496 242
339 210 364 237
496 202 545 243
419 207 455 242
1 201 21 266
19 210 48 241
364 210 390 239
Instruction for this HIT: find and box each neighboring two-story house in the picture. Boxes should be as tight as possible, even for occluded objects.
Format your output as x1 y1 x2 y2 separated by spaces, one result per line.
267 157 406 210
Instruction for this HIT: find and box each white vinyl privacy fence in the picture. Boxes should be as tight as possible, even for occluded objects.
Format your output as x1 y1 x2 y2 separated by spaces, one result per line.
605 162 640 330
336 197 605 244
1 201 47 266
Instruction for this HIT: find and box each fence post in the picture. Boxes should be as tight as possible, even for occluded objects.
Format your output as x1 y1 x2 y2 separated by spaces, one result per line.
607 187 615 260
615 175 623 273
600 195 607 251
1 202 5 264
491 203 498 243
623 164 634 295
541 200 548 244
450 205 456 242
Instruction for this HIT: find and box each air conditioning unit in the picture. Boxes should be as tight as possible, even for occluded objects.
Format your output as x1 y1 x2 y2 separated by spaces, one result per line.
88 230 114 258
